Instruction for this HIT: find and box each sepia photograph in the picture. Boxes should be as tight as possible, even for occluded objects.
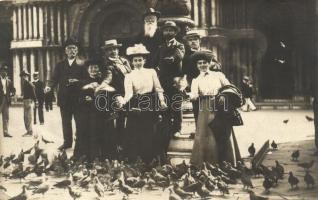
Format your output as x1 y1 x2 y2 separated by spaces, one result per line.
0 0 317 199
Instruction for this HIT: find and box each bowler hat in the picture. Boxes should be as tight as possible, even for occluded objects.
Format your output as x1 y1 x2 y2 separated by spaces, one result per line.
101 39 122 49
64 37 79 48
183 30 201 40
33 71 39 76
20 69 30 77
161 21 180 33
190 49 213 62
126 44 150 56
143 8 161 19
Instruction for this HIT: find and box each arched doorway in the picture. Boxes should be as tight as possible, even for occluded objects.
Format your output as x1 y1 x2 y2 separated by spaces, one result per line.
254 0 295 99
76 0 146 59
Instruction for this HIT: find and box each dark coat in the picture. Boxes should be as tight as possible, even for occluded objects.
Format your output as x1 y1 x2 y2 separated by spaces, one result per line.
155 38 185 90
33 80 45 102
122 30 163 68
0 77 15 105
241 82 253 98
182 47 200 86
49 59 87 107
22 80 36 101
101 57 131 96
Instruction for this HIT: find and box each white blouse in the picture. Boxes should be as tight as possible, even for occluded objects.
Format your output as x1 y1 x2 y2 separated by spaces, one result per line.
123 68 164 103
189 71 230 99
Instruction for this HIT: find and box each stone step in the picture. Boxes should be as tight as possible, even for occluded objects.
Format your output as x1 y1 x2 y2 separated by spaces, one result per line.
168 138 194 153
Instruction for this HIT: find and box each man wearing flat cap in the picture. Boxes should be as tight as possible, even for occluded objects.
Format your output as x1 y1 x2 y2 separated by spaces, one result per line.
97 39 132 152
45 37 87 150
20 69 37 137
183 30 202 125
0 65 15 137
154 20 185 155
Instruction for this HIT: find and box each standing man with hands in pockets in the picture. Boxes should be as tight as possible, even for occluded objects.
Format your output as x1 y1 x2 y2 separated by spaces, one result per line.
45 38 87 151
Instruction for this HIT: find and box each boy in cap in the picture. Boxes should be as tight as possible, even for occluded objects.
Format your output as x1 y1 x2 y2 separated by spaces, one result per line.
0 65 15 137
21 69 37 137
241 76 256 112
33 72 45 125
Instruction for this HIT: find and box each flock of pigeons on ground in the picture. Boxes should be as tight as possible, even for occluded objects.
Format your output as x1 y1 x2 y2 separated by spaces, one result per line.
0 115 316 200
247 140 316 200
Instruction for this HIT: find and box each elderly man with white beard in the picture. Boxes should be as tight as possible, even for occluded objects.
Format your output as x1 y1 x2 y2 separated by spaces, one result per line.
124 8 163 68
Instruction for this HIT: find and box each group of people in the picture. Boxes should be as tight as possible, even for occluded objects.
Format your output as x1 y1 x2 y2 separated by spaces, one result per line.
1 8 244 167
0 66 54 137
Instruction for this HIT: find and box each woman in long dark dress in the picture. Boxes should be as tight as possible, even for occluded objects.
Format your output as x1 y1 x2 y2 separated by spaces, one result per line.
187 50 235 166
74 61 102 161
117 44 167 163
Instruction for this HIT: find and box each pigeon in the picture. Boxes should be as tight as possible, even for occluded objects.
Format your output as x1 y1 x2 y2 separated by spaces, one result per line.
288 171 299 189
118 179 137 196
67 186 81 200
248 190 269 200
42 136 54 144
291 150 300 161
283 119 289 124
8 185 28 200
173 183 193 199
217 179 229 195
298 160 314 171
263 177 274 192
0 185 7 191
305 115 314 122
271 140 278 150
273 160 284 179
168 187 182 200
248 143 256 157
32 183 49 195
94 177 105 197
241 170 254 189
53 173 72 189
132 177 146 192
304 171 315 189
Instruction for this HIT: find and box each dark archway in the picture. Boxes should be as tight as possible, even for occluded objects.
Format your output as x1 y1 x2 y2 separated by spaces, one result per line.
254 0 295 99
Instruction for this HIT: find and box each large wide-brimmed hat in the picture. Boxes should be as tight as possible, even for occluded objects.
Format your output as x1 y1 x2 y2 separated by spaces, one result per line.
190 49 213 62
183 30 201 40
126 44 150 56
101 39 122 49
143 8 161 19
161 21 180 33
64 37 80 48
20 69 30 77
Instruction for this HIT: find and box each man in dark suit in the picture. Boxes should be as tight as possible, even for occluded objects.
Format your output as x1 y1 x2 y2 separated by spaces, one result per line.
183 31 202 125
125 8 163 68
0 65 15 137
33 72 45 125
96 39 132 152
45 38 87 150
155 21 185 157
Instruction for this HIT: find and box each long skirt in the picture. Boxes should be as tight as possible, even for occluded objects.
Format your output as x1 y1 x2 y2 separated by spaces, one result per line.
124 92 159 163
190 97 235 167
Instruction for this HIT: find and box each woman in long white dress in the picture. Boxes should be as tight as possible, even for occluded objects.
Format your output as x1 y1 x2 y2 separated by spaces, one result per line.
187 50 233 166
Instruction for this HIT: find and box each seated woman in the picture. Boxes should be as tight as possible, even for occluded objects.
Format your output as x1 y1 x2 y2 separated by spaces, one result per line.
118 44 167 163
187 49 235 167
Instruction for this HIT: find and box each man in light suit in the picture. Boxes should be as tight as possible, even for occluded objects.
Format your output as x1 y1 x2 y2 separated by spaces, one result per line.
0 65 16 137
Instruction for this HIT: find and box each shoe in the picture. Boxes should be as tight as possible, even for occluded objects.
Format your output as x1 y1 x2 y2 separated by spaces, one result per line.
188 132 195 139
173 132 182 139
58 144 72 151
22 132 32 137
4 133 12 138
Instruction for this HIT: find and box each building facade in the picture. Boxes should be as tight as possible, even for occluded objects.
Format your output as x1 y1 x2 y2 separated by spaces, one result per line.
0 0 317 103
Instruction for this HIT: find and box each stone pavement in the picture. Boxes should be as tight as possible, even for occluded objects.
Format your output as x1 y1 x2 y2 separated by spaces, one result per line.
0 106 317 199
